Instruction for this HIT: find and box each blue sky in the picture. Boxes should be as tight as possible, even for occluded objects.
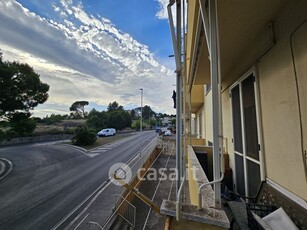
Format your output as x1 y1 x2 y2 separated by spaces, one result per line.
0 0 176 117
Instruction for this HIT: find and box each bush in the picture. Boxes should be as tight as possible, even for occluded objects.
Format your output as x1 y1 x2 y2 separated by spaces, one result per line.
71 125 96 146
10 114 37 137
0 129 16 142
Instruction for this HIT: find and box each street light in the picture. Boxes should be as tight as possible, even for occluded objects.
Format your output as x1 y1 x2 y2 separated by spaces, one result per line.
139 88 143 141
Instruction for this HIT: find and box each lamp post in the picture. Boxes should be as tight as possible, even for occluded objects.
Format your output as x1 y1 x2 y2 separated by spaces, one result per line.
139 88 143 145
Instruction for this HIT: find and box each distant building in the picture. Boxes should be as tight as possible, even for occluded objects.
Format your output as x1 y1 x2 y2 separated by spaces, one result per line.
162 116 172 126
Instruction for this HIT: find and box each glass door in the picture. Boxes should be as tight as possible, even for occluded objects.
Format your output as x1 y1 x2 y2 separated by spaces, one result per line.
231 73 262 197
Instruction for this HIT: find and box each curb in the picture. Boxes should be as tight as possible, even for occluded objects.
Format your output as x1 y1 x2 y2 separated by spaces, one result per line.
0 158 13 181
0 160 5 175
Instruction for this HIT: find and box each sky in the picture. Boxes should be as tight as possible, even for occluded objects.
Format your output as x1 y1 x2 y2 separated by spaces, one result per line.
0 0 176 117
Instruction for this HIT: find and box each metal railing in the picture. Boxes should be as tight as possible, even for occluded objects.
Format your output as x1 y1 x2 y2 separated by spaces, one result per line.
115 194 136 228
101 136 159 229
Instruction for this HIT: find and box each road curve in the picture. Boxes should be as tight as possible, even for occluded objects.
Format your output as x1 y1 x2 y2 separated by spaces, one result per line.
0 131 156 230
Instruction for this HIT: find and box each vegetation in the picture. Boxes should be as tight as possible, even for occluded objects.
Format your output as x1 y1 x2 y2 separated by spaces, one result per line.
75 133 132 150
40 114 69 125
86 101 132 132
108 110 131 130
131 119 145 130
107 101 123 112
71 125 97 146
0 51 49 139
142 105 155 120
86 109 109 132
69 101 89 118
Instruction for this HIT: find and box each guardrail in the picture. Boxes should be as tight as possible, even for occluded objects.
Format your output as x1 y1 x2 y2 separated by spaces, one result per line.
101 136 159 229
115 194 136 228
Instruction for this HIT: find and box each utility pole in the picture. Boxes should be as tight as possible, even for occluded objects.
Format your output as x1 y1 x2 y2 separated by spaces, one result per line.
140 88 143 151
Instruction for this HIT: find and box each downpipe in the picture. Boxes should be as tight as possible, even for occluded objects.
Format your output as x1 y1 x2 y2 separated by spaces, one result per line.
198 174 224 210
176 175 186 221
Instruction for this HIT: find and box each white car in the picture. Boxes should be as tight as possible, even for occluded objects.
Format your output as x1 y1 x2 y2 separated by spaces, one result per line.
97 128 116 137
164 130 172 136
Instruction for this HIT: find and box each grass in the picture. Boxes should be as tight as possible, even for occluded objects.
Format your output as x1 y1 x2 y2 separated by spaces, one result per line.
76 133 135 150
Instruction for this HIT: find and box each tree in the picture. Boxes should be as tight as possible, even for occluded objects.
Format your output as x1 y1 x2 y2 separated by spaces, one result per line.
41 114 68 125
130 109 136 120
69 101 89 118
108 110 131 130
172 118 176 127
131 119 145 131
142 105 155 120
150 119 156 128
86 109 109 131
0 55 49 121
107 101 123 112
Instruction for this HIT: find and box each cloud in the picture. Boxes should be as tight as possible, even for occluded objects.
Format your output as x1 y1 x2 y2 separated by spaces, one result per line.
0 0 176 116
155 0 170 20
155 0 187 31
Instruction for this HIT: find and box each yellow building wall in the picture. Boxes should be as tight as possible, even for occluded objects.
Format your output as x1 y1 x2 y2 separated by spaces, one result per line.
257 1 307 199
219 1 307 199
221 91 234 168
187 0 307 200
195 105 204 139
204 89 213 145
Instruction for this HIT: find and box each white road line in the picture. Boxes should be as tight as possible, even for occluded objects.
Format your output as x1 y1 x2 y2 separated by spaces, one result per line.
87 154 99 158
0 158 13 181
92 149 108 152
73 213 89 230
51 180 109 230
53 133 156 229
64 180 113 230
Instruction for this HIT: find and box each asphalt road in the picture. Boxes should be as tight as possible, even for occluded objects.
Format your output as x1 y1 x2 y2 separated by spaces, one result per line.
0 131 156 230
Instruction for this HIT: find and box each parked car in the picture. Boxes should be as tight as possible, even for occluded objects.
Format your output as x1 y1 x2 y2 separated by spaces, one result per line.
163 130 172 136
97 128 116 137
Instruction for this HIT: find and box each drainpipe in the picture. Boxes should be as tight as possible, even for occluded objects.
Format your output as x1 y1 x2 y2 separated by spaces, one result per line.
189 91 192 144
167 0 181 69
177 0 187 221
197 0 223 209
209 0 222 208
167 0 182 197
175 0 182 198
182 0 187 194
176 175 186 220
216 0 225 202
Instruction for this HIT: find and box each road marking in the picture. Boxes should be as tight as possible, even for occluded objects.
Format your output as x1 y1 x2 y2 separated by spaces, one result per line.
65 179 114 230
87 134 141 156
0 158 13 181
98 148 112 150
73 213 89 230
53 133 157 229
51 180 110 230
87 153 99 158
90 149 107 153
